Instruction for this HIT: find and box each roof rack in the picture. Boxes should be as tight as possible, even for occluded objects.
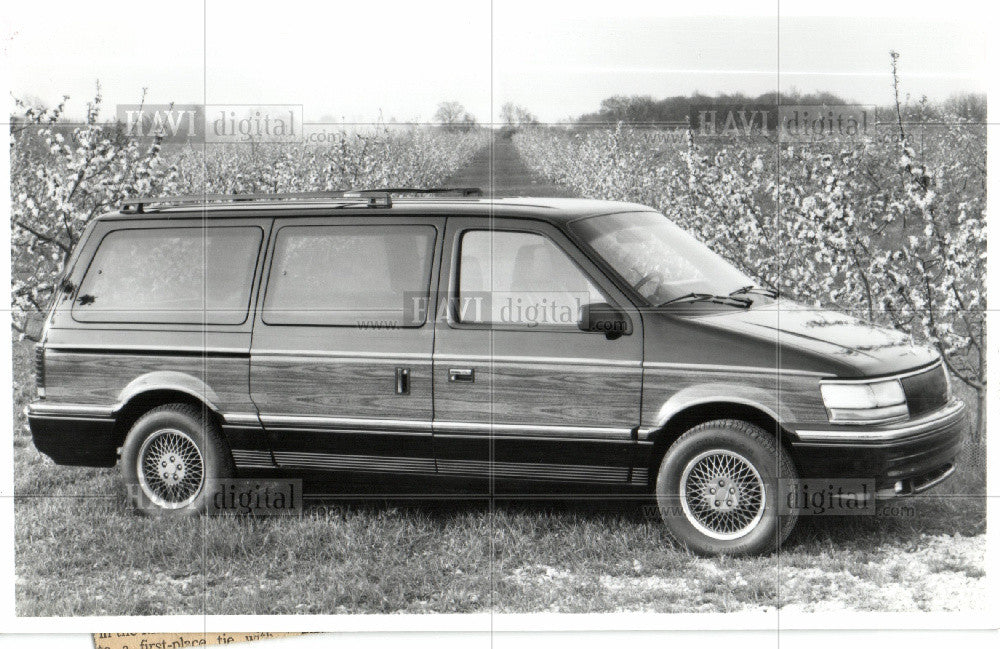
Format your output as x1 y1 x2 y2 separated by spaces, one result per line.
120 191 352 213
345 187 483 197
120 187 484 213
341 187 484 209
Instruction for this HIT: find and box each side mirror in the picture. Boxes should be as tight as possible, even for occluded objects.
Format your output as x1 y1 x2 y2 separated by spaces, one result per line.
578 302 629 340
23 312 46 343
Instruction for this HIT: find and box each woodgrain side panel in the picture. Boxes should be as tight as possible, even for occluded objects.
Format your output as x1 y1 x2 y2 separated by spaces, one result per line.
639 366 829 431
44 350 252 413
433 359 643 427
251 356 433 420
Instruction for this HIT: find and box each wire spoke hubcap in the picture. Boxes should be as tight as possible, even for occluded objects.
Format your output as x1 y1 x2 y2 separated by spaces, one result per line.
680 449 766 540
137 429 205 509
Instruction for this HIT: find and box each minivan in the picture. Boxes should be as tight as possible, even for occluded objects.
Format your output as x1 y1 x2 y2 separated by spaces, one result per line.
26 189 965 556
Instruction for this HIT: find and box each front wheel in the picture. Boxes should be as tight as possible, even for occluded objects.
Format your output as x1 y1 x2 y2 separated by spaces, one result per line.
655 419 799 556
120 403 234 516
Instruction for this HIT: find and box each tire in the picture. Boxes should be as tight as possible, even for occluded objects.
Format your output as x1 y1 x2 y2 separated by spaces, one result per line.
654 419 799 556
120 403 234 516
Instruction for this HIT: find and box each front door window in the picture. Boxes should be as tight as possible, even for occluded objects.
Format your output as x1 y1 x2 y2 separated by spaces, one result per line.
457 230 605 328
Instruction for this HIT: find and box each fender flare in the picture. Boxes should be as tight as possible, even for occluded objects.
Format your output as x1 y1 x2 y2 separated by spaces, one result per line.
647 382 793 435
114 371 223 416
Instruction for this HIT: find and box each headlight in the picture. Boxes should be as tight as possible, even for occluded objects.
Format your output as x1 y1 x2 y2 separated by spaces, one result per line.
820 379 908 424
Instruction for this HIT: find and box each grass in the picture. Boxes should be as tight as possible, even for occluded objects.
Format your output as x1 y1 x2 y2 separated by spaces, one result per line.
10 137 988 614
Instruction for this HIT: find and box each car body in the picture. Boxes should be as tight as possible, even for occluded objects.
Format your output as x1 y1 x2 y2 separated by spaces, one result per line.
26 191 965 555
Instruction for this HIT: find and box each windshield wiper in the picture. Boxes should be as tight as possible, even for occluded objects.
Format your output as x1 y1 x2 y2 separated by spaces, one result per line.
658 292 752 308
729 284 779 299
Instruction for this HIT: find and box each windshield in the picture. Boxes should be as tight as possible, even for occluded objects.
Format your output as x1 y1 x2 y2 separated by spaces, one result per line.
570 212 756 307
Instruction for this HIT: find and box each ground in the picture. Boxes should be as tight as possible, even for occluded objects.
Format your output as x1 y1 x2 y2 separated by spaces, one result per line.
12 134 987 615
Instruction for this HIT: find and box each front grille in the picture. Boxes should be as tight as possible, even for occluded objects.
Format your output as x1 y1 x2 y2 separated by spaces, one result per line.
900 363 948 418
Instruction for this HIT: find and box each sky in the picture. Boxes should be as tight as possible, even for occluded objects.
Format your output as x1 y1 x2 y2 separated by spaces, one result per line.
2 0 988 124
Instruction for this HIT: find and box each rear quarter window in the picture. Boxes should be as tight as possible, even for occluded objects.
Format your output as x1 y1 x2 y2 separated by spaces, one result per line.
72 226 263 325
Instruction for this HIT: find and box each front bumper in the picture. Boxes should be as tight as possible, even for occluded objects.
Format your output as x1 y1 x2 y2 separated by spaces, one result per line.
788 399 965 498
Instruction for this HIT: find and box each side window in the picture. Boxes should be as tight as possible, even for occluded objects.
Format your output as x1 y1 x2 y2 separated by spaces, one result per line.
73 226 262 325
262 224 436 327
457 230 606 328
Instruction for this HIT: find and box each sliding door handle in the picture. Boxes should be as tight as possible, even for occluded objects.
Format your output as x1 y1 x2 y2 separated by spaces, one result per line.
395 367 410 395
448 368 475 383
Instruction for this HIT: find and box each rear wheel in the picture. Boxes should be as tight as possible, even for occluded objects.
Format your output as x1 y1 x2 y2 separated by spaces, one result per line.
120 403 233 516
655 419 798 556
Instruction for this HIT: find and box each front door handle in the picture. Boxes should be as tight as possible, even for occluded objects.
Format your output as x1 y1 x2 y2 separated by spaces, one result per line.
448 368 475 383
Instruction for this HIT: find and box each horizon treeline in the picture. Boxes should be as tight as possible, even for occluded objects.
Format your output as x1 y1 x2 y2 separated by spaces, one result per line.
575 90 986 126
